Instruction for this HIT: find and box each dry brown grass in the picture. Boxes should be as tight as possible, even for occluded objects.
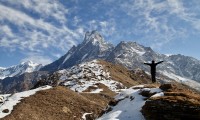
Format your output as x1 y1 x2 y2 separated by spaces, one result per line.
142 83 200 120
149 84 200 105
82 83 117 97
98 60 151 87
2 86 113 120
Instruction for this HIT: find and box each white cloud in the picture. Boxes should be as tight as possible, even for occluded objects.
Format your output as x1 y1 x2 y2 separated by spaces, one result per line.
0 1 86 67
1 25 14 37
0 1 82 54
52 53 62 58
73 16 81 26
0 4 56 31
86 19 116 39
118 0 200 49
3 0 68 23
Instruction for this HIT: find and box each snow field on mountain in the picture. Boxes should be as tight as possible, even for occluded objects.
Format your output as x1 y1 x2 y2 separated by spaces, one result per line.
97 86 163 120
162 71 200 91
0 61 42 80
58 60 125 93
0 85 52 118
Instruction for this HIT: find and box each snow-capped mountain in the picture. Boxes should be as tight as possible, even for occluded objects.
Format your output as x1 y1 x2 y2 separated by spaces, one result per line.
40 31 200 85
0 61 42 79
0 67 5 70
106 41 200 84
41 30 114 71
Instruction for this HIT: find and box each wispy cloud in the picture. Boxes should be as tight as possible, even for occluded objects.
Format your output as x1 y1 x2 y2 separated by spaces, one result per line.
83 19 116 40
0 1 83 64
3 0 68 23
116 0 200 49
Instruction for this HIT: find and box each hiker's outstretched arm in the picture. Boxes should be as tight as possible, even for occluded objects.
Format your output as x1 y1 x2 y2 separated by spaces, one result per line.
156 61 164 65
144 63 151 65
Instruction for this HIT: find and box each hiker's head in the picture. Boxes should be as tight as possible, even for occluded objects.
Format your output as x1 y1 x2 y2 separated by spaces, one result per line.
152 60 155 63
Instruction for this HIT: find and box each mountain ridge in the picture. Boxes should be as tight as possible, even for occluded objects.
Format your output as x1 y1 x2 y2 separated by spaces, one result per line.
40 30 114 71
0 61 42 79
1 31 200 93
40 31 200 85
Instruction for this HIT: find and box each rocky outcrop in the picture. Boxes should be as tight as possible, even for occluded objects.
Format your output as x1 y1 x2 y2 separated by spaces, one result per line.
142 84 200 120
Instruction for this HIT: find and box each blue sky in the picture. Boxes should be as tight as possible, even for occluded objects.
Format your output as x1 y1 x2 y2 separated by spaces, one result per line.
1 0 200 67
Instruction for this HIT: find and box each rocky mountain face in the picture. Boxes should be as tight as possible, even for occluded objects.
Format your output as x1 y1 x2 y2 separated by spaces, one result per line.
40 30 114 72
0 71 49 94
0 61 42 80
106 41 200 85
168 54 200 81
40 31 200 85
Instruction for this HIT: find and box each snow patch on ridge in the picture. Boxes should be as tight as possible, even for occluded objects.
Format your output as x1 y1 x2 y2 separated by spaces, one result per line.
0 85 52 118
130 46 145 56
162 71 200 91
62 54 71 64
57 60 125 93
98 85 163 120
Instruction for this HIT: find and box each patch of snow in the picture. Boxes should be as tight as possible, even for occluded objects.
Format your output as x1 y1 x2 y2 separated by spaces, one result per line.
82 112 93 120
90 89 103 93
62 54 71 64
131 85 144 89
98 86 163 120
81 54 88 61
162 71 188 82
149 88 162 93
162 71 200 91
58 60 125 93
2 70 11 76
58 69 67 74
98 88 145 120
151 92 164 98
0 61 42 79
165 54 172 57
7 68 21 77
0 85 52 118
130 47 145 56
0 67 5 70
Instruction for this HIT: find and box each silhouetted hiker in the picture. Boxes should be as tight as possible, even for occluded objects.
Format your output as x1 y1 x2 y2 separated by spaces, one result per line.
144 60 164 83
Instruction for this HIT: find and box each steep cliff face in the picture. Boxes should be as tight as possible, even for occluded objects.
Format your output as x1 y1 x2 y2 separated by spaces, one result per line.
40 30 114 72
